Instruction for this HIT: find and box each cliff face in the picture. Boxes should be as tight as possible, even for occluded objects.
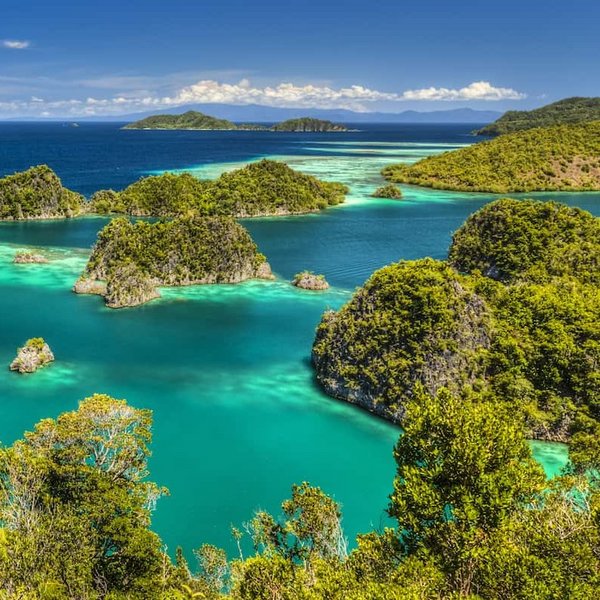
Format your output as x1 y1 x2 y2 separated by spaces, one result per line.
312 259 491 423
10 338 55 373
75 214 274 308
0 166 85 220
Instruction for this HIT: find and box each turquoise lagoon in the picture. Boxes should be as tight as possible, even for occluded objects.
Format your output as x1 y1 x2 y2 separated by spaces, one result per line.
0 124 593 556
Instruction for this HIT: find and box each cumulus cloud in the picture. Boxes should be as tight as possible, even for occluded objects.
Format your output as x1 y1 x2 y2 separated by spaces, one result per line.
2 40 30 50
0 79 526 117
401 81 526 101
161 79 400 112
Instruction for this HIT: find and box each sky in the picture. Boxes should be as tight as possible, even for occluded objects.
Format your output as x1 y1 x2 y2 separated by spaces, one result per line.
0 0 598 118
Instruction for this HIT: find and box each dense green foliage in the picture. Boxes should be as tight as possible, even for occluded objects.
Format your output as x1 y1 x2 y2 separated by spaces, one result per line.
90 173 211 217
0 394 168 597
3 389 598 598
89 160 347 217
382 121 600 192
312 199 600 441
312 259 491 420
270 118 348 132
0 165 85 220
78 214 271 307
476 96 600 135
206 160 347 217
449 198 600 284
371 183 402 199
124 110 246 130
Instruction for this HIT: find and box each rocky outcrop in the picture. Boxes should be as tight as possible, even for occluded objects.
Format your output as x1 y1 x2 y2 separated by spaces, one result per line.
104 264 160 309
73 277 108 296
13 251 49 264
76 215 274 308
292 271 329 290
371 184 402 199
311 259 491 424
10 338 55 373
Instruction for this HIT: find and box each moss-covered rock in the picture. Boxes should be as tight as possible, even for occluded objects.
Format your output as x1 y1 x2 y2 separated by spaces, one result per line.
13 251 49 264
76 214 273 308
0 165 85 220
10 338 55 373
371 184 402 199
449 198 600 285
312 259 491 422
292 271 329 290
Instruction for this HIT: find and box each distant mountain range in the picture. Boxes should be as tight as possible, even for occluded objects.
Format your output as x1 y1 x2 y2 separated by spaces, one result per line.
4 104 502 124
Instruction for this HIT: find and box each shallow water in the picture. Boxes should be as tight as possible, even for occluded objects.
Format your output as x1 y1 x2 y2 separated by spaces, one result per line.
0 123 595 556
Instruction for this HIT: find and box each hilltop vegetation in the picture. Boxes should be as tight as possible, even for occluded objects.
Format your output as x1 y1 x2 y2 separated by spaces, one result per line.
270 117 348 132
312 199 600 442
90 159 347 217
0 165 85 220
382 121 600 193
1 387 598 598
477 96 600 135
123 110 263 130
449 199 600 284
124 111 349 132
75 214 272 307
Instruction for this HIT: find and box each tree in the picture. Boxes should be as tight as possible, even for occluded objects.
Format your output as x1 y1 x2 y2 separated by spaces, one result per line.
0 394 168 598
389 386 545 595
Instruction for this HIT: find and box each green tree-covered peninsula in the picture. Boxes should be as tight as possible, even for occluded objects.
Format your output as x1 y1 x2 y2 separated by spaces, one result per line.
476 96 600 136
382 121 600 193
312 198 600 443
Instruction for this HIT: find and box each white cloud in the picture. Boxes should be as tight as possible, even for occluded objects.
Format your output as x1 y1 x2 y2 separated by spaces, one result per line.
401 81 526 101
162 80 400 112
2 40 30 50
0 79 526 117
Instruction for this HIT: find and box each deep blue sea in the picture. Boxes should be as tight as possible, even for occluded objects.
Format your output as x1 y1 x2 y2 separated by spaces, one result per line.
0 122 596 557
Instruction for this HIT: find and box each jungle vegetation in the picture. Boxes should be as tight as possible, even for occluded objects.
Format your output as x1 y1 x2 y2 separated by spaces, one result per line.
312 199 600 442
0 165 85 220
476 96 600 136
89 160 347 218
381 121 600 193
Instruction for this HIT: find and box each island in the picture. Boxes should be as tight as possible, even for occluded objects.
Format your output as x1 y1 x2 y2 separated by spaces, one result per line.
371 183 402 199
89 159 348 218
312 199 600 441
10 337 55 373
292 271 329 290
381 121 600 193
13 251 49 264
270 118 348 132
123 110 265 131
74 214 274 308
0 165 85 220
476 96 600 136
124 111 348 132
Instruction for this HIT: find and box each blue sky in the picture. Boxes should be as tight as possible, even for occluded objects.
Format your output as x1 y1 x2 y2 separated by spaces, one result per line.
0 0 598 117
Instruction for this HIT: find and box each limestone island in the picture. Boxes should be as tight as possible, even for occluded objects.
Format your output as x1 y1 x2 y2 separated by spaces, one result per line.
0 165 85 220
382 121 600 193
74 214 274 308
13 251 49 264
292 271 329 290
270 118 348 132
10 338 55 373
371 183 402 199
89 159 348 218
312 199 600 442
123 110 265 131
476 96 600 136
